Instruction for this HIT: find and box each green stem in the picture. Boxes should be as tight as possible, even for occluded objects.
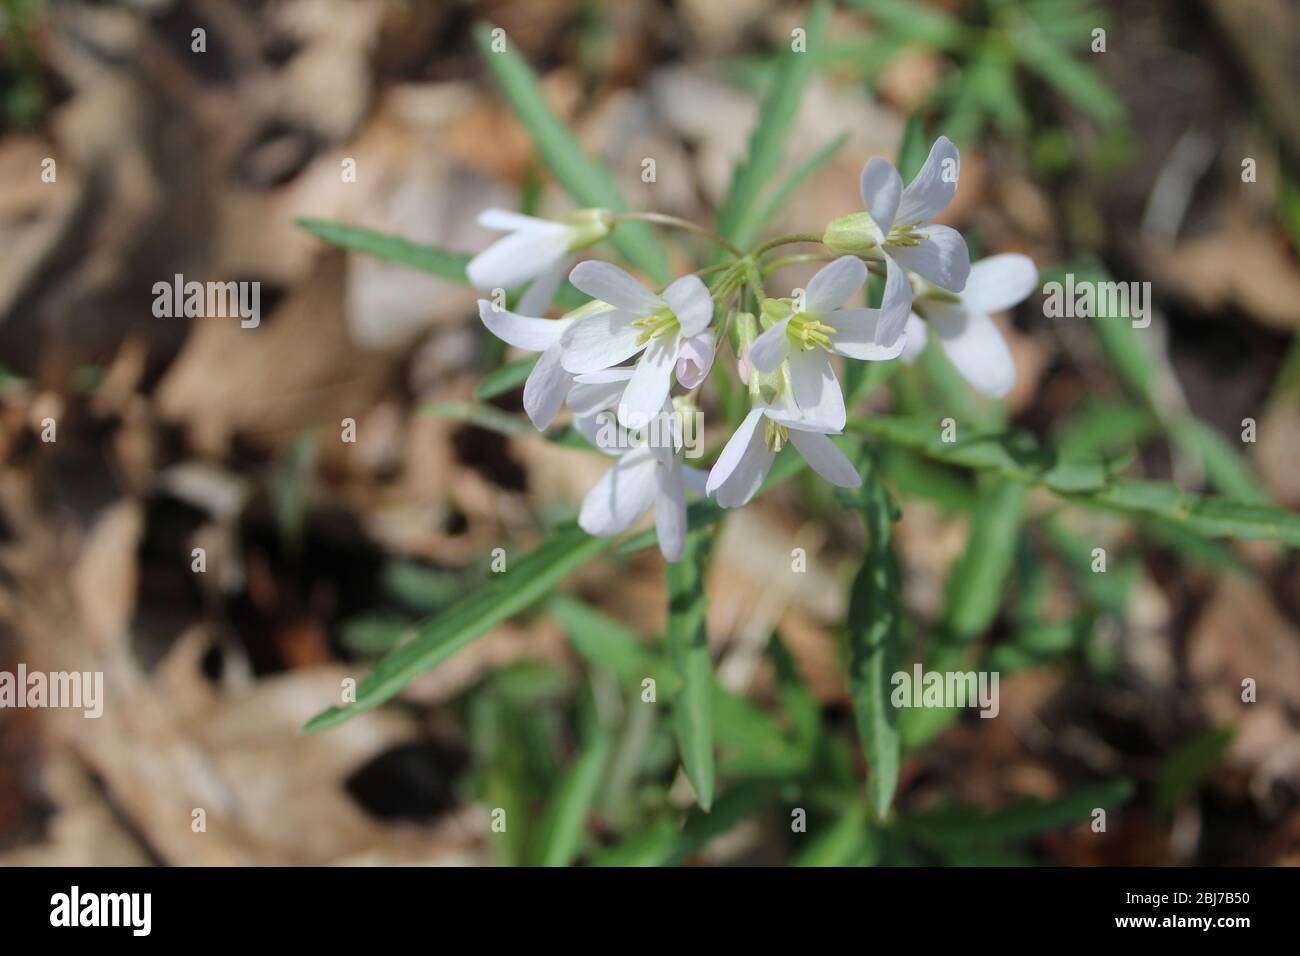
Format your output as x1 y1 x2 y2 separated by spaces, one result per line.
610 211 745 258
751 232 825 258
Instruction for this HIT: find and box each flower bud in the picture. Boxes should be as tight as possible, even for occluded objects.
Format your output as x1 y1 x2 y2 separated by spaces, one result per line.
822 212 881 257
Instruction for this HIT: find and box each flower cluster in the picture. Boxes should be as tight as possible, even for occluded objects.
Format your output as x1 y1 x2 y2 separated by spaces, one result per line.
469 138 1037 561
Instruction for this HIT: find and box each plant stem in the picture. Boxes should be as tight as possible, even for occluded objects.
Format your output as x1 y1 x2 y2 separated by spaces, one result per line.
610 211 745 258
751 232 825 258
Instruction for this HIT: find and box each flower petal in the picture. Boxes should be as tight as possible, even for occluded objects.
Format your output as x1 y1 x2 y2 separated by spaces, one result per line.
617 336 676 429
559 310 643 373
804 255 868 315
662 274 714 336
654 463 688 562
566 368 632 417
895 136 959 225
900 312 927 364
859 157 902 234
516 256 573 316
788 429 861 488
467 226 570 292
681 465 710 496
522 343 573 429
788 347 846 431
748 317 792 373
573 410 627 457
578 448 657 536
929 302 1016 398
886 224 970 292
478 300 571 352
961 253 1038 315
877 255 913 345
827 309 907 361
569 261 661 315
676 331 715 389
705 408 772 508
478 208 556 232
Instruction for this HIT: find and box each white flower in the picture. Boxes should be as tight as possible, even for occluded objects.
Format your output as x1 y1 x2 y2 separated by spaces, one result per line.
745 255 911 432
477 299 610 430
705 375 861 509
569 371 706 562
559 262 714 429
825 137 971 293
467 208 610 315
900 253 1038 399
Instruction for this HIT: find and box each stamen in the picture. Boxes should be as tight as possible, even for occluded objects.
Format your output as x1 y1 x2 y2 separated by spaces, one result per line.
631 306 680 346
887 220 929 247
763 418 789 453
785 313 838 352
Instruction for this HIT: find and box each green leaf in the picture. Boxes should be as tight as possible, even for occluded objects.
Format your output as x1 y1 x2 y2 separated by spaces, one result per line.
713 683 808 778
1168 417 1269 504
795 802 873 866
341 614 414 655
942 479 1030 643
548 593 652 684
420 400 536 437
844 453 903 820
1010 25 1124 124
535 729 612 866
901 779 1134 846
753 131 849 228
475 358 536 400
843 0 969 51
473 22 667 282
665 529 717 810
304 523 609 732
895 111 932 184
714 0 830 249
296 218 470 280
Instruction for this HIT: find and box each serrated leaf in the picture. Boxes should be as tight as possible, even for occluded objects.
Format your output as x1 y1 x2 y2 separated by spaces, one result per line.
665 529 716 810
474 23 667 282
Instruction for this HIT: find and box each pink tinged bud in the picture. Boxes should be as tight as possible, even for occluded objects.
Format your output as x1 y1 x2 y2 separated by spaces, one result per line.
676 332 715 389
736 344 752 386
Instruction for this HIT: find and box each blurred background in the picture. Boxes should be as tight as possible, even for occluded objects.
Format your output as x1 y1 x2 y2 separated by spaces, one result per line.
0 0 1297 866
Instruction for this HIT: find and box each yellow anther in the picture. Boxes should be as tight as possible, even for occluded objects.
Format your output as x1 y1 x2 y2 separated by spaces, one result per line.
764 418 789 453
785 313 838 352
631 306 679 345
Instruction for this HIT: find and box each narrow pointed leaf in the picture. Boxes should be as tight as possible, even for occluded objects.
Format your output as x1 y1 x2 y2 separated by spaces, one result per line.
714 0 830 249
665 529 717 810
474 22 667 282
845 452 903 819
